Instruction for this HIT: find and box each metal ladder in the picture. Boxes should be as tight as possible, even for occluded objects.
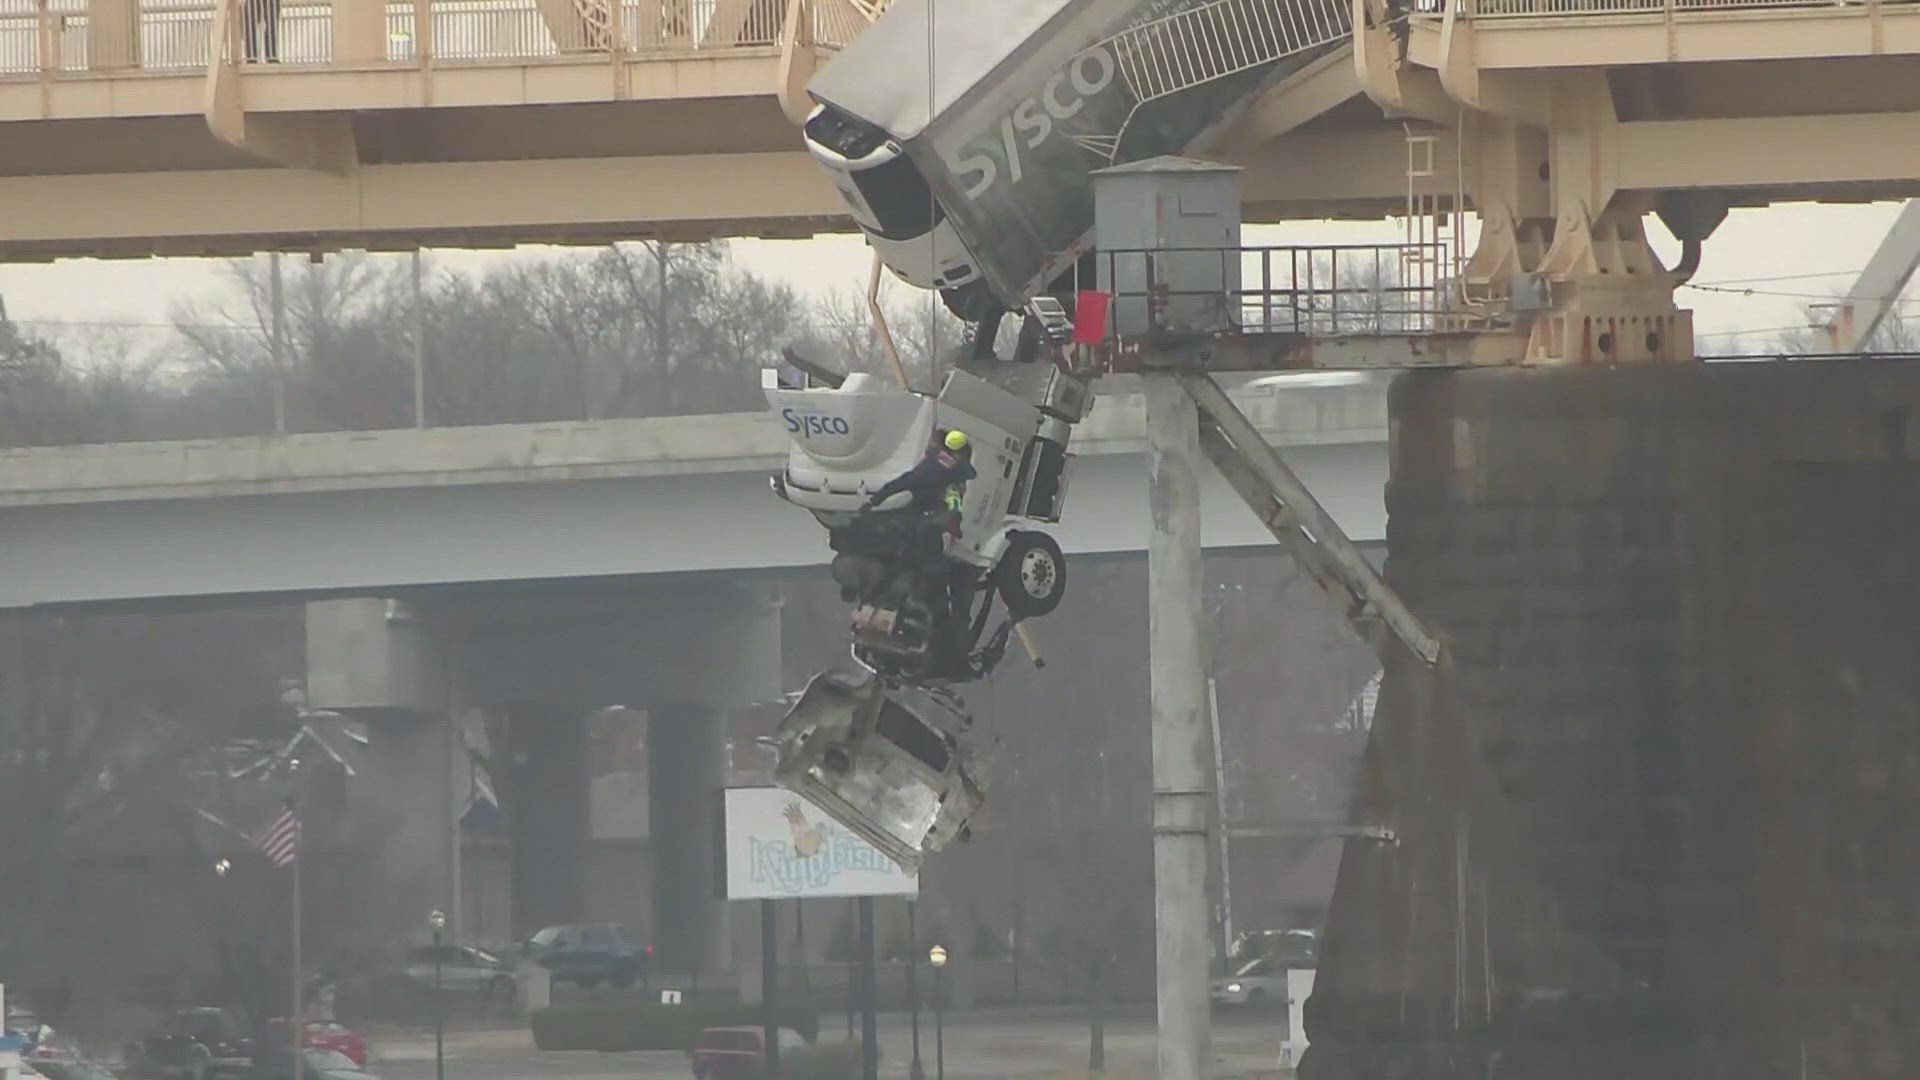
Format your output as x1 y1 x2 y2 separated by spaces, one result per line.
1177 372 1443 666
1400 129 1458 332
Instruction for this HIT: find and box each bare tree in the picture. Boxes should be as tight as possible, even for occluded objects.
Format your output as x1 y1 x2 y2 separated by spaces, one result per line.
170 254 401 433
1767 291 1917 356
795 284 966 392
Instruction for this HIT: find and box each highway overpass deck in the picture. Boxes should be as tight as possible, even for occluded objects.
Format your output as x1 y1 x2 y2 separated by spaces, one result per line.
0 376 1390 610
2 0 1913 258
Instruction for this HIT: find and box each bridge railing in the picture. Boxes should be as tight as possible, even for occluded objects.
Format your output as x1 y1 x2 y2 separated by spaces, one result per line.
0 0 870 76
1086 242 1458 343
1435 0 1917 17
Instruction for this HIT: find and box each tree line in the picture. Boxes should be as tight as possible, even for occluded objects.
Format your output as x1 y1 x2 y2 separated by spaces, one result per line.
0 242 966 449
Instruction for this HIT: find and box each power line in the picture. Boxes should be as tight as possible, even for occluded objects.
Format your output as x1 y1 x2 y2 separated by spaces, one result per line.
1684 283 1920 304
1693 323 1817 339
1686 270 1861 287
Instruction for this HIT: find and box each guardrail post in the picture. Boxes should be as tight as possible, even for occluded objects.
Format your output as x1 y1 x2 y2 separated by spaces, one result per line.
413 0 430 66
35 0 52 74
332 0 384 62
87 0 139 70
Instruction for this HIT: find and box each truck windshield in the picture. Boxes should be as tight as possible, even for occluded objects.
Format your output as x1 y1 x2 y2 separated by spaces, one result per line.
849 158 942 243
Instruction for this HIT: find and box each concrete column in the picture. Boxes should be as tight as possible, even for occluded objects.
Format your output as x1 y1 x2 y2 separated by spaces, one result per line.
502 705 591 937
648 701 728 978
85 0 139 69
1144 374 1213 1080
332 0 388 63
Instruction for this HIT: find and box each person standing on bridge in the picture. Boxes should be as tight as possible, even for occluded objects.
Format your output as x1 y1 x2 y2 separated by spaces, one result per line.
244 0 281 62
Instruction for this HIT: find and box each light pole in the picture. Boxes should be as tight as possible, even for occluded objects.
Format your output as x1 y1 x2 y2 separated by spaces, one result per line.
907 904 924 1080
429 909 447 1080
928 945 947 1080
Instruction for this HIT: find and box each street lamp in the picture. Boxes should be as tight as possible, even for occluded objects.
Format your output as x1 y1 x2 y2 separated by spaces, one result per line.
429 909 447 1080
928 945 948 1080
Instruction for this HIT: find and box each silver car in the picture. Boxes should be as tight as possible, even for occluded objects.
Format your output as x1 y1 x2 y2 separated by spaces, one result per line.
405 943 516 997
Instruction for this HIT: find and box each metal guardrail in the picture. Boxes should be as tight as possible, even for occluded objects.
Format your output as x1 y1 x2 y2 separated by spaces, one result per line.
1086 243 1456 342
0 0 866 76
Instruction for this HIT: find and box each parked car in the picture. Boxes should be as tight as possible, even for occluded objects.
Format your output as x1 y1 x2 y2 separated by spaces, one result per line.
23 1033 83 1065
1210 956 1286 1009
689 1027 807 1080
523 924 650 990
250 1048 372 1080
27 1060 120 1080
127 1008 255 1080
403 944 515 999
256 1022 366 1069
1230 928 1318 967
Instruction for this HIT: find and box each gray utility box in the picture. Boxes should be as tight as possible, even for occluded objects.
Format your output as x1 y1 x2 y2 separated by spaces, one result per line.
1092 156 1243 338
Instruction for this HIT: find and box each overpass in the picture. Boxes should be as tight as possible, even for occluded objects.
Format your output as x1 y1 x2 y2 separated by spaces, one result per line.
0 375 1389 610
2 0 1912 265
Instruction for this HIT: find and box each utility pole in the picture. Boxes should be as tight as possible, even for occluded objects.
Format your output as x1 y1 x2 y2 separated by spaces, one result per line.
1144 372 1213 1080
412 249 427 428
445 669 462 938
269 253 286 436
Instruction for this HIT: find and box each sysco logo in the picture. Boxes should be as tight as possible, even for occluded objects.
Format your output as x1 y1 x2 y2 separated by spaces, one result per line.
945 46 1119 201
784 408 852 438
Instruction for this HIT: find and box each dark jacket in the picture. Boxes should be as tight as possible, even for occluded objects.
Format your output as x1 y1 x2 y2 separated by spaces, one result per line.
869 447 977 512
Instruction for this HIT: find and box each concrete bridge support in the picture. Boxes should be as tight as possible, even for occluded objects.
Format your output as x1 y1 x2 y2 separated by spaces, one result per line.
647 702 729 978
1301 360 1920 1080
500 705 593 937
306 583 782 963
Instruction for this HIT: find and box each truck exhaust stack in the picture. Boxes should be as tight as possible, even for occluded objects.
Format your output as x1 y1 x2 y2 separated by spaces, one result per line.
765 670 985 873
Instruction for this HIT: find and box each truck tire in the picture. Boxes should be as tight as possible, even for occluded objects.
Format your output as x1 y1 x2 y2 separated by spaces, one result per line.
995 531 1066 619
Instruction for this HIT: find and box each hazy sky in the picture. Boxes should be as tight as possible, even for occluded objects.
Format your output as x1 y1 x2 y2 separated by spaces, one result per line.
0 201 1910 356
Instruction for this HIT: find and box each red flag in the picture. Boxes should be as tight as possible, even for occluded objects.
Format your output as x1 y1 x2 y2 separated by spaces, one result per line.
1072 290 1111 345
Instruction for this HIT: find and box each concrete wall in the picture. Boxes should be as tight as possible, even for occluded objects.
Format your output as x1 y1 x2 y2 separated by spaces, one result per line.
1305 361 1920 1080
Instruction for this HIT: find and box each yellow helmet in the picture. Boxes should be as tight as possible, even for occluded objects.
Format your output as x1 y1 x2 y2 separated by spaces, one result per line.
944 429 969 451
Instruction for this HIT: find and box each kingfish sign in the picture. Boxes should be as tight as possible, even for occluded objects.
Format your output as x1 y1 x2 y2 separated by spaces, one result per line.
722 787 919 900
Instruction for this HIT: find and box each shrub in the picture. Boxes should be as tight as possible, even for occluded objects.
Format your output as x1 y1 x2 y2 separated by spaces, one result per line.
530 1002 820 1051
784 1041 865 1080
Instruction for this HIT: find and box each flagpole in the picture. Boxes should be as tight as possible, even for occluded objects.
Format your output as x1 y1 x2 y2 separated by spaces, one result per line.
290 776 304 1080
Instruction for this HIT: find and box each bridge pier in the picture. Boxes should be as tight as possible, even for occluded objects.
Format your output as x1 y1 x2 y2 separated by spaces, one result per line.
499 705 594 936
647 701 730 979
307 584 781 969
1302 360 1920 1080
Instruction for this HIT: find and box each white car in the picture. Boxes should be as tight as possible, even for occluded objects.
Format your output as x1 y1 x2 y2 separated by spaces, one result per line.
763 359 1089 684
1211 957 1286 1009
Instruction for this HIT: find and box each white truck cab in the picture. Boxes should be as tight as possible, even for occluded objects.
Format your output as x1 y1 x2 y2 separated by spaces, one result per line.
763 362 1087 614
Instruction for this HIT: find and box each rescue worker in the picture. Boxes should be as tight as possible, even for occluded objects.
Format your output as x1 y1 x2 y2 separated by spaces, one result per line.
863 428 977 513
863 429 979 672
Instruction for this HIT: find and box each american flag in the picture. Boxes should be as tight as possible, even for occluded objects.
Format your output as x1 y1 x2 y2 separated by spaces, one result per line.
252 803 300 868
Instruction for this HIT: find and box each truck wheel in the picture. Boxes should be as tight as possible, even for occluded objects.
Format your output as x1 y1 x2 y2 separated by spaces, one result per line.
996 532 1066 619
